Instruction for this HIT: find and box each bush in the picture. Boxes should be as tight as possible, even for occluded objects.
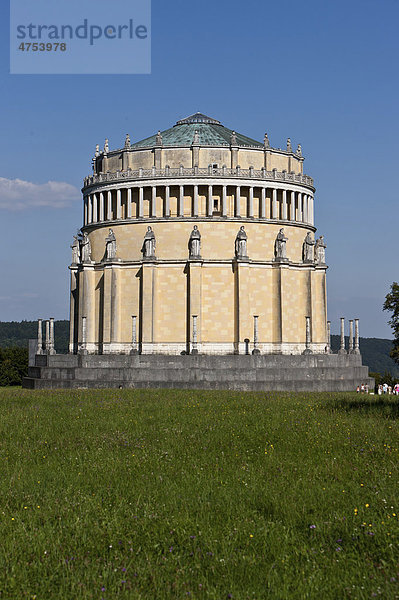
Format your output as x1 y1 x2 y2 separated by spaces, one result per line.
0 348 28 386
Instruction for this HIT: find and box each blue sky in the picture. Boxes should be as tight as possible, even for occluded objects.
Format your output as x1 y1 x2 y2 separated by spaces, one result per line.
1 0 398 337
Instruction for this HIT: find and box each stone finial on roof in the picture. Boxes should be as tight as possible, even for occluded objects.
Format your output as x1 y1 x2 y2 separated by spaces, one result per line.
296 144 302 157
192 130 200 145
230 131 238 146
95 144 100 157
104 138 109 154
287 138 292 152
155 130 163 146
264 133 270 148
124 134 131 149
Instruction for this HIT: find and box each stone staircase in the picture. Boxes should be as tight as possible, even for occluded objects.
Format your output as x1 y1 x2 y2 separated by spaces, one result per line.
23 353 374 392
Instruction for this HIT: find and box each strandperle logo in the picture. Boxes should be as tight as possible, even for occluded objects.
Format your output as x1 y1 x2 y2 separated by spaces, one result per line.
16 19 148 46
10 0 151 74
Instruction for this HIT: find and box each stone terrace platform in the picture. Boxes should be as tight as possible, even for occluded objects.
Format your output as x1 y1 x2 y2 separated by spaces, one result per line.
23 353 373 392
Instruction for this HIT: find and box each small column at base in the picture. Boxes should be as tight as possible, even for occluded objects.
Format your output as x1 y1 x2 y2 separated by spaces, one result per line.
191 315 198 354
36 319 43 355
338 317 347 354
353 318 360 355
303 316 313 354
326 320 331 353
49 317 56 355
348 319 354 353
252 315 260 354
130 315 138 354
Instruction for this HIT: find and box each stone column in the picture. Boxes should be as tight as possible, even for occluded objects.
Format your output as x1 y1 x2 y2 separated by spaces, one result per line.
116 189 122 219
92 193 98 223
83 196 88 226
45 320 50 354
326 320 331 353
138 187 144 218
272 188 278 219
338 317 347 354
165 185 170 217
99 192 104 221
191 315 198 354
282 189 287 220
107 190 112 220
260 187 266 218
252 315 260 354
309 196 314 225
348 319 354 353
303 316 313 354
290 191 295 221
207 185 213 217
152 186 157 218
222 185 227 217
303 194 308 223
353 318 360 354
88 195 93 224
49 317 56 355
80 316 87 354
297 192 303 222
36 319 43 355
179 185 184 217
248 187 254 218
235 186 241 217
127 188 132 218
130 315 138 354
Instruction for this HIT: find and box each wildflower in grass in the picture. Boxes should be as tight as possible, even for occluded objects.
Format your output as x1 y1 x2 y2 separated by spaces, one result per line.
309 525 316 529
249 534 253 538
365 504 369 508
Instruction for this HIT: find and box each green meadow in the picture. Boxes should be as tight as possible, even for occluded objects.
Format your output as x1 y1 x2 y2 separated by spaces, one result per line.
0 389 398 600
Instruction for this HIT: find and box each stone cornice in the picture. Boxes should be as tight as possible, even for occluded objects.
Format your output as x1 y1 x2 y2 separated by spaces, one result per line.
83 167 315 193
82 216 317 232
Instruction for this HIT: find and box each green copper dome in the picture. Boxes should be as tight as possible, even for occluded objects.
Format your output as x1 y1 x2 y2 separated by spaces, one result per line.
131 112 264 149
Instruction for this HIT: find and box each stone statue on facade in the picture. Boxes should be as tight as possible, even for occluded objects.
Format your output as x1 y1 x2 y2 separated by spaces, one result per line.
71 235 80 265
189 225 201 259
235 226 248 259
95 144 100 157
124 134 131 149
264 133 270 148
287 138 292 152
104 138 109 154
302 232 315 262
230 131 237 146
155 130 163 146
315 235 326 264
81 232 92 263
192 130 200 145
105 228 117 260
142 226 156 259
274 228 288 260
296 144 302 157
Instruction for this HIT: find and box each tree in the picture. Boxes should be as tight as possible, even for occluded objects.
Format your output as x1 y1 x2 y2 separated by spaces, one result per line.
383 282 399 365
0 348 28 386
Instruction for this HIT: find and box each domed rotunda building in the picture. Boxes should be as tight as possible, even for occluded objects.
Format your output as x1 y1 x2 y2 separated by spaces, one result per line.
70 112 328 356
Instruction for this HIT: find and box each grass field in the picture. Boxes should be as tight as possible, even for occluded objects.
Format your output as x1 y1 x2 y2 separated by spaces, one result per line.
0 388 398 600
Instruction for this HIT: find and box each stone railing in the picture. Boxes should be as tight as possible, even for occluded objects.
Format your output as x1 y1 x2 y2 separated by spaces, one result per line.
83 166 314 189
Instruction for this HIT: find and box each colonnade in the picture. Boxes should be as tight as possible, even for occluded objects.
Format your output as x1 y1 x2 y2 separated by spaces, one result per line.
83 184 314 226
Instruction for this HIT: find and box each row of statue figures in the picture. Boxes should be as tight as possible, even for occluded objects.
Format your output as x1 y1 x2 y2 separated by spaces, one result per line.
71 227 326 264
